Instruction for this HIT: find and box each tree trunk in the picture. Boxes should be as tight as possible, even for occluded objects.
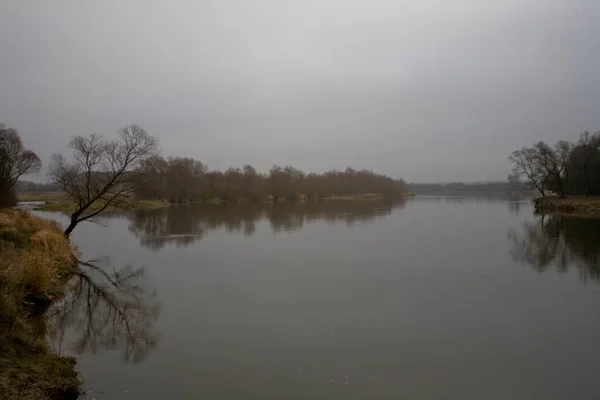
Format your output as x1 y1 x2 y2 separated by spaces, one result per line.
533 182 545 198
556 173 566 198
63 213 80 238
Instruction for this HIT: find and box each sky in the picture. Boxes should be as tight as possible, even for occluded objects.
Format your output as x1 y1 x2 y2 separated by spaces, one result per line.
2 0 600 183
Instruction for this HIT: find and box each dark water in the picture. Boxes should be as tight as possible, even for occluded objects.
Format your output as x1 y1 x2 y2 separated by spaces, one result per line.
38 197 600 399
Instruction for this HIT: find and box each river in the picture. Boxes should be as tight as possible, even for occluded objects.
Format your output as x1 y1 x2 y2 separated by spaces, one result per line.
36 196 600 399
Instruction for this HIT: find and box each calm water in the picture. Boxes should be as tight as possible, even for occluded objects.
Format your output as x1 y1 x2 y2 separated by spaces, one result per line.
38 197 600 399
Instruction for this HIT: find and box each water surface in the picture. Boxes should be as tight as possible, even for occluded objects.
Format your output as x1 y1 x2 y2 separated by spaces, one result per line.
40 197 600 399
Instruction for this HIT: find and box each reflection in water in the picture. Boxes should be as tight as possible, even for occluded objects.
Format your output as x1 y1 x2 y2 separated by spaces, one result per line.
508 200 527 216
508 215 600 283
48 259 161 363
127 199 406 250
408 195 517 203
410 195 534 213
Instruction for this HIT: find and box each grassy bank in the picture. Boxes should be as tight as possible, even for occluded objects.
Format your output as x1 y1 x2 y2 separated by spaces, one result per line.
1 339 79 400
17 192 170 212
35 198 170 212
0 209 81 399
19 191 411 211
534 196 600 216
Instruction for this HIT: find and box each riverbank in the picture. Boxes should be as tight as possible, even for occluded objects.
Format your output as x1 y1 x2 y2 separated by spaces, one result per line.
533 196 600 216
18 192 170 212
19 191 413 212
321 193 391 200
0 209 81 399
34 198 169 212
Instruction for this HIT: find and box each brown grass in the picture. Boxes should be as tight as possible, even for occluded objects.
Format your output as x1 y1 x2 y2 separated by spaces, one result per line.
0 209 81 399
0 333 79 400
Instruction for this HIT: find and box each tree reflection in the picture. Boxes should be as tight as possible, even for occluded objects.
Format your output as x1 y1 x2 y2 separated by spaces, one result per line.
128 199 406 250
48 258 160 363
508 215 600 283
508 200 524 215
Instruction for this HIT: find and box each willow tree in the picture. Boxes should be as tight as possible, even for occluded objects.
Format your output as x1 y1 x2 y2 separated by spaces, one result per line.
49 125 159 237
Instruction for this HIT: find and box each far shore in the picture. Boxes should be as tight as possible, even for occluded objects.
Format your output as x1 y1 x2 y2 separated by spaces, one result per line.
18 191 414 212
534 196 600 216
18 192 169 212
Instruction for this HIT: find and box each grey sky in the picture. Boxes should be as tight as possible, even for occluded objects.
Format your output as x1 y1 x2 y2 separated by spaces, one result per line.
2 0 600 182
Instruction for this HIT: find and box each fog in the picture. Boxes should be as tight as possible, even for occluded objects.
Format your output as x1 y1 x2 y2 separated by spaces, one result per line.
2 0 600 182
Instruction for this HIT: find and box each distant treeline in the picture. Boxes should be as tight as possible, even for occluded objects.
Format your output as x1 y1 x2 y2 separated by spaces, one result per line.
135 156 407 203
16 180 62 193
408 181 530 195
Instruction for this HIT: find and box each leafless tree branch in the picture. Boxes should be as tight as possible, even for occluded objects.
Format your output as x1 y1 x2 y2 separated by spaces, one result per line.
48 124 159 237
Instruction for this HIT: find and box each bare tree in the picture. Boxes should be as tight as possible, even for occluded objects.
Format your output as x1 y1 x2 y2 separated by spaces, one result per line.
49 125 158 237
0 123 42 207
508 147 547 197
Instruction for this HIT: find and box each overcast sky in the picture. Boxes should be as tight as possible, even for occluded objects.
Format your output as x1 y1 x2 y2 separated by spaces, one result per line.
2 0 600 182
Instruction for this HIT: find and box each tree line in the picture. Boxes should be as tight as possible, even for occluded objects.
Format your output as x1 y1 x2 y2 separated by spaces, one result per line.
16 180 62 193
136 156 407 203
509 131 600 197
0 122 407 236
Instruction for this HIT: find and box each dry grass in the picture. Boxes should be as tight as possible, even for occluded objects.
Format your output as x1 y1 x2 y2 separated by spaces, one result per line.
0 210 76 306
0 343 79 400
0 209 81 399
